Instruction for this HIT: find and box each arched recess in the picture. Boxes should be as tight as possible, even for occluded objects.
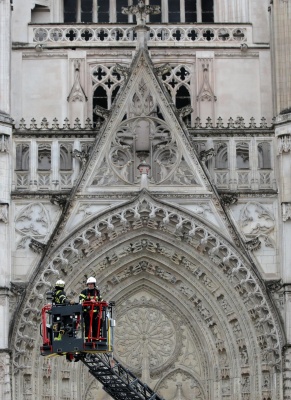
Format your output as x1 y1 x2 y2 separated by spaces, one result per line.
11 191 284 399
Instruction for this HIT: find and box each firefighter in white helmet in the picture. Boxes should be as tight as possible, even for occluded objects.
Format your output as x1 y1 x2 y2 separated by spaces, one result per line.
53 279 67 305
79 277 102 340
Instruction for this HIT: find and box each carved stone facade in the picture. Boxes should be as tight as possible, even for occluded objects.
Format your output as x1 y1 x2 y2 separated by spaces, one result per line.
1 0 291 399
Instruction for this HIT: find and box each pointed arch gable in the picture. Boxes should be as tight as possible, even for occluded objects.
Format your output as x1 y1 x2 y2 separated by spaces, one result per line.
11 191 284 399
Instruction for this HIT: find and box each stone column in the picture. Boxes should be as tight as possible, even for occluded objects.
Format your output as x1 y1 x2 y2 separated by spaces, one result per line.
275 114 291 399
0 3 13 398
270 0 291 114
0 124 12 400
0 0 11 116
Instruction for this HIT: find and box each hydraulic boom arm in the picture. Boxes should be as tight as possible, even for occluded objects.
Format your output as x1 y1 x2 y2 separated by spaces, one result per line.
81 353 165 400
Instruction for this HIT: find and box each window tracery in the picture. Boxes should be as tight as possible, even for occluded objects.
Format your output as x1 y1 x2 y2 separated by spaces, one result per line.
161 65 192 113
63 0 214 23
92 64 123 126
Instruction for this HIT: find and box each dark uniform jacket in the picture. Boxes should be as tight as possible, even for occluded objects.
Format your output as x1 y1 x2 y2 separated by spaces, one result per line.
79 287 102 303
53 289 67 304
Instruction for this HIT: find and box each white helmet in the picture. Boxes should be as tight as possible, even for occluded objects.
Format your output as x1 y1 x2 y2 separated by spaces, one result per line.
55 279 65 288
86 277 96 284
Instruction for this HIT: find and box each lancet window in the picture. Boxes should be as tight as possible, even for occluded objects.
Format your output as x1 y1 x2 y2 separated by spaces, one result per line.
92 65 123 126
16 144 30 171
162 65 192 110
236 142 249 169
214 143 228 169
60 144 73 170
257 142 271 169
63 0 214 23
38 144 51 171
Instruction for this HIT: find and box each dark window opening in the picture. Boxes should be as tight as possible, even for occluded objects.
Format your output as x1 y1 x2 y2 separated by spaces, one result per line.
93 86 108 127
185 0 197 22
81 0 93 22
168 0 180 22
116 0 129 23
176 85 191 109
150 0 161 23
98 1 109 23
201 0 214 22
64 0 77 22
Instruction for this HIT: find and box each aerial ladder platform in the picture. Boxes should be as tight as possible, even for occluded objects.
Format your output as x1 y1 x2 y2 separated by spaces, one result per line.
40 300 165 400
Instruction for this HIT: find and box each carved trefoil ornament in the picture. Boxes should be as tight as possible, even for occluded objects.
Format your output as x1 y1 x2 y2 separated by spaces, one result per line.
67 59 88 102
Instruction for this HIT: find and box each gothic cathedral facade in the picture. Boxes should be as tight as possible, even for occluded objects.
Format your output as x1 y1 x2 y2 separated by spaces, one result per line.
0 0 291 399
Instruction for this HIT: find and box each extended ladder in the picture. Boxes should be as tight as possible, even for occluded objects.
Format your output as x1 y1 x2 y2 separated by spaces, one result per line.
81 353 166 400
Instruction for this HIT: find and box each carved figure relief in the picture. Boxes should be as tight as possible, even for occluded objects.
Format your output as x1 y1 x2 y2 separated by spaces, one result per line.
15 203 50 250
239 202 275 248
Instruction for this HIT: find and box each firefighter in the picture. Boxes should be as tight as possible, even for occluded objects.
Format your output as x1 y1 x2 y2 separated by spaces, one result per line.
52 280 73 340
79 277 102 340
53 280 67 304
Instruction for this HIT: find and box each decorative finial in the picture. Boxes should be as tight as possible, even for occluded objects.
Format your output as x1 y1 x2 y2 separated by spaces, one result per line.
122 1 161 26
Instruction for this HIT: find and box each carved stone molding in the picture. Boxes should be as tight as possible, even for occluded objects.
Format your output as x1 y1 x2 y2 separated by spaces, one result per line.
29 238 46 253
277 134 291 154
220 193 238 206
199 148 215 162
72 149 89 165
67 59 87 103
282 203 291 222
50 194 68 209
0 203 8 223
0 134 10 153
114 63 130 79
245 237 261 251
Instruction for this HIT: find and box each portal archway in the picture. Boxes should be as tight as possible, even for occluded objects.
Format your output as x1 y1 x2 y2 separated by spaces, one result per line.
11 192 284 399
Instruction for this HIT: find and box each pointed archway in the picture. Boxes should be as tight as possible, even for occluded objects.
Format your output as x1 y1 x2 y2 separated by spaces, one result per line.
11 191 284 399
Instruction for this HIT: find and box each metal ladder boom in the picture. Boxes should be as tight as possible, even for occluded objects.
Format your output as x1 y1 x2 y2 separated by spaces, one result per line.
81 353 165 400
